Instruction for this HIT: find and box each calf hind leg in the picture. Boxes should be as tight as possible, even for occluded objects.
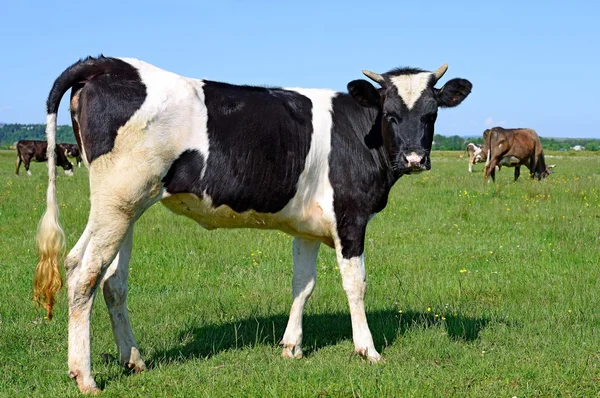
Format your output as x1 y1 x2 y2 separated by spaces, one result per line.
66 209 136 393
281 238 320 358
101 226 146 373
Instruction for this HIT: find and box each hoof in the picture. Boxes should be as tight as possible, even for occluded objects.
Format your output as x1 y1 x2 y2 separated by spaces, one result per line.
355 348 382 363
124 347 147 373
127 361 147 374
280 342 303 359
69 370 100 395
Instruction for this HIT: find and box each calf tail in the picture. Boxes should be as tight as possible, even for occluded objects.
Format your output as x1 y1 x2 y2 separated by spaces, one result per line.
33 55 120 319
33 113 65 319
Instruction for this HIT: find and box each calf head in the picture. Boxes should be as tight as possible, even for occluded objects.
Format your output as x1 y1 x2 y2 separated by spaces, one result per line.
348 64 472 175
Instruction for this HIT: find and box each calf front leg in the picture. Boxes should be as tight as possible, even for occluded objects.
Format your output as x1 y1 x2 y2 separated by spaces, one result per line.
335 221 381 362
281 238 320 359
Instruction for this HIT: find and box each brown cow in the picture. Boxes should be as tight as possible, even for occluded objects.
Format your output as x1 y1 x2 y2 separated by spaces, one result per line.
483 127 553 182
58 143 83 167
15 140 74 176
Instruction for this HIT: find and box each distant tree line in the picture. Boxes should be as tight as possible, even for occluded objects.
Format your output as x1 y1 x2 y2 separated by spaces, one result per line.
433 134 599 151
1 124 598 151
0 124 76 148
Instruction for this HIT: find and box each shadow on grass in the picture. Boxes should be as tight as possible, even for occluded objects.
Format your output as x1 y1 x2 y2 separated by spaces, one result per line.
147 309 489 367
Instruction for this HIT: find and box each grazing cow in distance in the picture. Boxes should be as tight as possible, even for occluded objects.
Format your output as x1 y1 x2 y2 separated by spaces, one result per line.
466 142 487 172
495 153 555 176
483 127 552 182
58 143 83 167
15 140 73 176
34 56 471 393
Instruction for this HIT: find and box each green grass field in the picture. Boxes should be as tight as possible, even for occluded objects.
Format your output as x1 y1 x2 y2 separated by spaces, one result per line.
0 149 599 397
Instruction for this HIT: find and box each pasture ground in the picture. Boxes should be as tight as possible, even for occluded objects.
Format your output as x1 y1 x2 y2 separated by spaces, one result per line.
0 149 599 397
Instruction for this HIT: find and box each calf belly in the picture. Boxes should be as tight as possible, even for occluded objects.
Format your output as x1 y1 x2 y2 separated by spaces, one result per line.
161 193 335 247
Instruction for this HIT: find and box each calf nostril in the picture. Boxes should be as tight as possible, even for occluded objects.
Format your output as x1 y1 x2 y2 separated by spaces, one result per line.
405 152 422 165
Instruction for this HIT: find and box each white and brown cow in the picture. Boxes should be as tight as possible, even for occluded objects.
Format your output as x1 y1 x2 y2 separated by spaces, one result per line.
34 56 471 393
466 142 486 172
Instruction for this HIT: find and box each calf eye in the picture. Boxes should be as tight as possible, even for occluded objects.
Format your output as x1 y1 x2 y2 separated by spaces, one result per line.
384 114 401 124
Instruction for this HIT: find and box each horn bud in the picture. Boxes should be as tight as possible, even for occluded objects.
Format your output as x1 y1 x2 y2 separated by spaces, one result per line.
362 70 385 85
433 63 448 81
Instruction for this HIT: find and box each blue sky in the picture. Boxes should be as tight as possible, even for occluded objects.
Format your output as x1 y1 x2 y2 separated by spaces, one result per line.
1 1 598 138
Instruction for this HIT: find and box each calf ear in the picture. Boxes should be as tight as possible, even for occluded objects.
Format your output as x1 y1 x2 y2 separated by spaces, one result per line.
348 79 381 108
435 78 472 108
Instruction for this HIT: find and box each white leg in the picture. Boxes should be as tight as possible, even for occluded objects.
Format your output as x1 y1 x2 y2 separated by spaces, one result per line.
27 170 32 176
66 207 134 394
336 252 381 362
101 226 146 372
280 237 320 358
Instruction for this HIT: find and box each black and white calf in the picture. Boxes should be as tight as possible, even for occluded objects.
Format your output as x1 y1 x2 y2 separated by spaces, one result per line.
34 56 471 393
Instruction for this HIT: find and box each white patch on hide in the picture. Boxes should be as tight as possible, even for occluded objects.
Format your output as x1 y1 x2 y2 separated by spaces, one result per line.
390 72 432 110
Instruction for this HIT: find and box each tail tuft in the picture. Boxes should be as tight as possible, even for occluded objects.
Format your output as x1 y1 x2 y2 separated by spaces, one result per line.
33 113 65 320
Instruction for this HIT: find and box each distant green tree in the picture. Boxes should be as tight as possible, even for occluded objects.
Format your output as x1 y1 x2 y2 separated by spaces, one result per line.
586 142 599 151
0 124 76 148
1 123 598 151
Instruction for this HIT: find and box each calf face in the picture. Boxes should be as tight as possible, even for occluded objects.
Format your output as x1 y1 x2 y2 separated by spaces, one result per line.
348 64 472 175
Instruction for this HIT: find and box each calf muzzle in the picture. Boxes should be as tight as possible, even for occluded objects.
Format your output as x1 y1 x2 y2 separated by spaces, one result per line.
398 152 430 174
